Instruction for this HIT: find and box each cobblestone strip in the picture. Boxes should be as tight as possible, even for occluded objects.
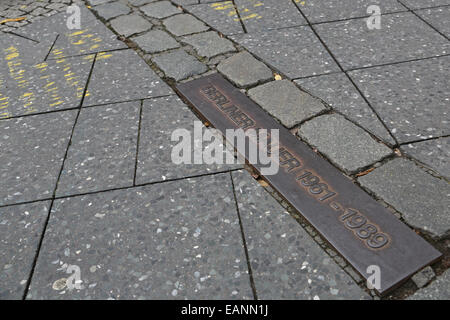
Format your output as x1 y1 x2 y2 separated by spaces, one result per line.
79 0 448 298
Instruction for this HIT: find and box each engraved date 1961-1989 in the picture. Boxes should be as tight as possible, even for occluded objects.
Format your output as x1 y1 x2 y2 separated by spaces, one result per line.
296 170 337 202
294 168 390 250
291 167 390 250
331 202 390 250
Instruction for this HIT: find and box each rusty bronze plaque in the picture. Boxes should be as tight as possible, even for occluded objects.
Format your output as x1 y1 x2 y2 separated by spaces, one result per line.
176 73 441 295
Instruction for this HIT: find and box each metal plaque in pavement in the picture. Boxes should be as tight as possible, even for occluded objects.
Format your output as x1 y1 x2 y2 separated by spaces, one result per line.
176 73 441 295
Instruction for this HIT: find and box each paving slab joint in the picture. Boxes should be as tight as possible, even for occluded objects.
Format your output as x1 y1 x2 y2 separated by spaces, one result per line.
230 0 247 34
21 51 98 299
396 0 450 41
43 33 59 61
400 151 450 183
229 172 258 300
133 99 144 186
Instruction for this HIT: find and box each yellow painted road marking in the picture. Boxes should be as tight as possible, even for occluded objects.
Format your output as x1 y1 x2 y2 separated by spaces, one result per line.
69 30 87 37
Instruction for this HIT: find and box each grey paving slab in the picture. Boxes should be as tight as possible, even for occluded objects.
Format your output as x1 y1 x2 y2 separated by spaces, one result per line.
231 26 340 78
131 29 180 53
13 5 98 43
299 114 392 173
295 0 407 23
0 201 51 300
408 269 450 300
401 137 450 178
140 1 182 18
152 49 208 81
83 49 172 106
185 2 244 36
349 56 450 144
400 0 450 9
45 16 128 58
27 174 253 299
314 12 450 70
181 31 236 58
358 158 450 238
92 1 131 21
163 13 209 36
248 80 327 128
235 0 306 33
0 34 58 115
217 51 273 88
232 170 370 300
415 6 450 38
0 55 92 118
136 95 241 185
0 33 52 66
11 12 60 41
110 14 152 37
0 111 76 206
56 102 139 197
295 73 395 145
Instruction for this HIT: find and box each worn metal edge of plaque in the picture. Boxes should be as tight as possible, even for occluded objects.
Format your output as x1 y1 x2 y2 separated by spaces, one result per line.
175 73 442 296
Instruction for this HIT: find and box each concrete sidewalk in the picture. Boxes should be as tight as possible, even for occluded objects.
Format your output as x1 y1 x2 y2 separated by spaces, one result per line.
0 0 448 300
